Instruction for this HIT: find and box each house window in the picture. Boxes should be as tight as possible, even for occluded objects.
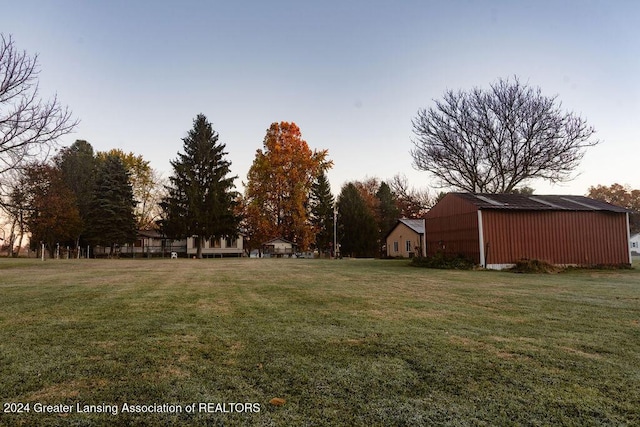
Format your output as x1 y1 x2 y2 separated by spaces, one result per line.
406 240 412 252
226 237 236 248
633 242 638 248
393 241 399 252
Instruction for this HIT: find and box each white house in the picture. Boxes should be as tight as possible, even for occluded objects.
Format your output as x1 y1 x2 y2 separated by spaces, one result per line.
631 233 640 256
262 237 297 257
118 230 186 257
186 235 244 258
108 231 244 258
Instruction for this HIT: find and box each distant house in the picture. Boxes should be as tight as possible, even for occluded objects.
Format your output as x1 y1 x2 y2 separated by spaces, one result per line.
121 231 243 258
425 193 632 269
385 219 426 258
186 235 244 258
136 229 165 250
631 233 640 256
262 237 297 258
119 230 186 257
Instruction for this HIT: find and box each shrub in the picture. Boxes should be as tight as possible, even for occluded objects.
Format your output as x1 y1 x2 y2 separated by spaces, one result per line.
410 252 476 270
509 258 560 274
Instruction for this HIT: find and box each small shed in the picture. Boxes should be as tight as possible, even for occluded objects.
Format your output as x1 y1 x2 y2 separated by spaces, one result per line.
385 219 426 258
262 237 297 258
425 193 632 269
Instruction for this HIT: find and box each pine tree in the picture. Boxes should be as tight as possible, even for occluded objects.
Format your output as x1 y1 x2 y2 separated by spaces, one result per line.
55 140 98 247
160 114 239 258
86 153 137 254
376 182 399 255
337 183 378 258
97 149 162 230
310 172 335 256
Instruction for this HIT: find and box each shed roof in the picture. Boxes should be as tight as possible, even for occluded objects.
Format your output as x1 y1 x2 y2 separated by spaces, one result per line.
452 193 629 213
398 218 425 234
262 237 296 246
385 219 425 240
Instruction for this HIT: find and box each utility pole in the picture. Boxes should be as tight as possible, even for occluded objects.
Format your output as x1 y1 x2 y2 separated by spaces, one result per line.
333 204 338 259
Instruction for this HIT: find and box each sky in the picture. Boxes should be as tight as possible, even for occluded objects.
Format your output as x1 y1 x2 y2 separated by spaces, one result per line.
2 0 639 197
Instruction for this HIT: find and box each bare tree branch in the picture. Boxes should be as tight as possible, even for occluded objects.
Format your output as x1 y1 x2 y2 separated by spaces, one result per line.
0 33 78 179
388 173 432 217
411 77 598 193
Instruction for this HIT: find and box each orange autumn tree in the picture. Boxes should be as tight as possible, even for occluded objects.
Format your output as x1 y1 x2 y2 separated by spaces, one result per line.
588 183 640 234
245 122 332 252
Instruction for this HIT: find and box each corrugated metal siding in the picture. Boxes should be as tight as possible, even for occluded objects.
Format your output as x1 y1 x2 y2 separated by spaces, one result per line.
482 210 629 265
426 195 480 263
427 193 479 217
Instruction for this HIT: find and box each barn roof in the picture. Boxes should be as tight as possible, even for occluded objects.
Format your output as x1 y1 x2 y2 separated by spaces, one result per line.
452 193 629 213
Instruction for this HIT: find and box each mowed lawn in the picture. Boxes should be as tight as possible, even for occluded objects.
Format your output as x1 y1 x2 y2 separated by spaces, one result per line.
0 258 639 426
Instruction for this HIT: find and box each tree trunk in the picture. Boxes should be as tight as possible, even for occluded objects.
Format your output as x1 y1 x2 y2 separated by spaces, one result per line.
14 229 24 258
9 215 24 257
196 236 203 259
7 217 17 257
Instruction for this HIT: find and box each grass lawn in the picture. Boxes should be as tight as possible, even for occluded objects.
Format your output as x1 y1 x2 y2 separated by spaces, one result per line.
1 258 639 426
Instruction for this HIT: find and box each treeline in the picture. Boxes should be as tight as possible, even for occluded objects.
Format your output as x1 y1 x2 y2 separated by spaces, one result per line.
160 115 435 258
2 115 434 258
4 141 160 257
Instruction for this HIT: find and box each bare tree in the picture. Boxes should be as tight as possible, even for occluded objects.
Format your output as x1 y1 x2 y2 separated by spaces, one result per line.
411 77 598 193
388 174 432 217
0 33 77 178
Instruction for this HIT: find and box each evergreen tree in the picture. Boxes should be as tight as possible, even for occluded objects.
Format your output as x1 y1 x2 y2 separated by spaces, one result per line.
310 172 335 255
337 182 378 258
160 114 239 258
376 181 399 255
55 140 98 247
86 153 137 254
97 149 163 230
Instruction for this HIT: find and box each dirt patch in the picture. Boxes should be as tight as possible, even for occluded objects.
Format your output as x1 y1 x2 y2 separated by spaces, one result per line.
331 333 381 347
560 346 603 360
24 378 109 401
450 335 535 361
495 351 518 359
196 299 231 314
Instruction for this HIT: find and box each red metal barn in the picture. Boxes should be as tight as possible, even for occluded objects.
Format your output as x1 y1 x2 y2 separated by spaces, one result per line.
425 193 632 269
